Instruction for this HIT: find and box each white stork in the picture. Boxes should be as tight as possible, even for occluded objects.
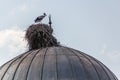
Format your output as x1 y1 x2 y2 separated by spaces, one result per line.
34 13 47 23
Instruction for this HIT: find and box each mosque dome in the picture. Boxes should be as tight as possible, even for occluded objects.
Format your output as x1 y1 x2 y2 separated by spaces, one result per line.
0 46 118 80
0 14 118 80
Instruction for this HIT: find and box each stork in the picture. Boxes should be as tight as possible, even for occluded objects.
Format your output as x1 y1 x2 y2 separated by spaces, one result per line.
34 13 47 23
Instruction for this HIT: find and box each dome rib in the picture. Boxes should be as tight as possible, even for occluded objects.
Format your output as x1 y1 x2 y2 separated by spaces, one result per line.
0 51 28 76
0 53 22 70
0 59 15 80
61 47 87 80
42 47 58 80
65 47 94 80
94 57 118 80
66 47 113 80
69 48 101 80
79 52 114 80
55 47 58 80
70 48 117 80
26 49 42 80
40 48 48 80
83 54 111 80
73 48 112 80
0 51 31 80
79 52 112 80
11 51 34 80
60 47 74 80
85 54 113 80
96 60 116 80
55 47 73 80
26 48 48 80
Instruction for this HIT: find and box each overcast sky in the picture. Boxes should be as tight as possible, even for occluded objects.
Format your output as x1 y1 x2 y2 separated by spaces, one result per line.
0 0 120 79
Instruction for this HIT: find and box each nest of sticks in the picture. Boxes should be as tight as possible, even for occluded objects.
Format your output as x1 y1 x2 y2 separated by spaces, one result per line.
25 24 59 50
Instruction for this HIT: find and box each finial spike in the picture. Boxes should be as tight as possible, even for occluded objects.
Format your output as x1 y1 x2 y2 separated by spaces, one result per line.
49 14 52 27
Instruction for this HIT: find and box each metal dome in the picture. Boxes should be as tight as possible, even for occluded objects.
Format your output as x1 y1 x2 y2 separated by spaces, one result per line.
0 46 118 80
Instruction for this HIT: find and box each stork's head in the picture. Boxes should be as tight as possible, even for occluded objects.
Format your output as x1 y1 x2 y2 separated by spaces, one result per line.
43 13 47 16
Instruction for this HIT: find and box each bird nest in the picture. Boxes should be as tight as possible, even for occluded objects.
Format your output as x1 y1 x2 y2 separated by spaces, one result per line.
25 23 59 50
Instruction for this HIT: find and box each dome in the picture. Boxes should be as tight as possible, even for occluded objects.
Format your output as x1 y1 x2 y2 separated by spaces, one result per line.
0 46 118 80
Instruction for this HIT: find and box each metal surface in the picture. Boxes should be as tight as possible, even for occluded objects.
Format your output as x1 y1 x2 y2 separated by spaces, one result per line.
0 47 118 80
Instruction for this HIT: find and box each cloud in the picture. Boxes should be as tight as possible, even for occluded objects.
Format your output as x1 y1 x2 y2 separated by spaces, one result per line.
0 26 27 56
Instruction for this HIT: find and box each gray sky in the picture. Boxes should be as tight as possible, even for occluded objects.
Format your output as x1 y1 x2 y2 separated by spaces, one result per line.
0 0 120 79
